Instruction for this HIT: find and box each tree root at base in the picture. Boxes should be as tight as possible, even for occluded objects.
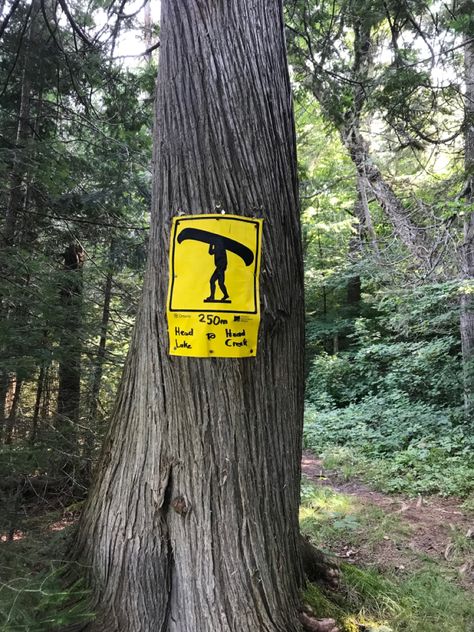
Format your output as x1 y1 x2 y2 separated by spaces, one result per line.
299 611 340 632
300 535 340 589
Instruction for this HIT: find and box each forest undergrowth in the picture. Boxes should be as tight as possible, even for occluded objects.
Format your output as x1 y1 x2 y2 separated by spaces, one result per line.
300 452 474 632
1 449 473 631
1 0 474 629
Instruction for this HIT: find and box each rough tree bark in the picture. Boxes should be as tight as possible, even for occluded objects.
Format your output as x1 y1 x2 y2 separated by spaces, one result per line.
460 24 474 417
73 2 305 631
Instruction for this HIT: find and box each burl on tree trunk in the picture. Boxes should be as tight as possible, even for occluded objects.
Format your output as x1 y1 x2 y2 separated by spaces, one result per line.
73 1 308 631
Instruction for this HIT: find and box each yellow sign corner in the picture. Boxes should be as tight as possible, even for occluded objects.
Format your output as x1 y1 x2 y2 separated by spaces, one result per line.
166 214 263 358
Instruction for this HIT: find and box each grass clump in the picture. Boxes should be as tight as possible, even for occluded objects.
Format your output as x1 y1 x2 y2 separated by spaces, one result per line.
300 478 407 551
332 564 474 632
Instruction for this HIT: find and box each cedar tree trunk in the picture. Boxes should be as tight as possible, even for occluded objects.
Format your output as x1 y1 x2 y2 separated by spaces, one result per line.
74 2 305 631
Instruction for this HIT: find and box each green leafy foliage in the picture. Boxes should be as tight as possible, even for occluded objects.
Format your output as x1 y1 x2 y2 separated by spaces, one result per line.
304 279 471 495
308 337 461 409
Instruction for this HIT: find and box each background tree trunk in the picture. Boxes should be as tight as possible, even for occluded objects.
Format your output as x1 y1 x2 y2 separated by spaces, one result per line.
55 242 85 477
83 244 114 476
3 5 35 247
56 243 85 426
0 1 39 432
4 377 22 445
40 365 52 419
88 243 113 424
31 364 45 443
0 375 8 441
73 2 305 631
460 25 474 418
341 125 427 261
143 0 153 59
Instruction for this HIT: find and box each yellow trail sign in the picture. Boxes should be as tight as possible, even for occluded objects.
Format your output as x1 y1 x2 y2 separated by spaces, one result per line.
167 214 263 358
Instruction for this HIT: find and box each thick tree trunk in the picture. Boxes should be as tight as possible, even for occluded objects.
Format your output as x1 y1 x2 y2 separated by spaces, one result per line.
74 2 305 631
461 27 474 417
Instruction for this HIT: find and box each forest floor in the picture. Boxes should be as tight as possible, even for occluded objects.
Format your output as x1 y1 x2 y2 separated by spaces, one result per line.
1 452 473 631
300 449 474 632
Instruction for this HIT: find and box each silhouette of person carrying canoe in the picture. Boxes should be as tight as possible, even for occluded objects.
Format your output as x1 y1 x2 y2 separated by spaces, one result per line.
176 226 255 305
204 237 230 302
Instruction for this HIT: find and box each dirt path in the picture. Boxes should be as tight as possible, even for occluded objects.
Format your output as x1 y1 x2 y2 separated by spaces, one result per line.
301 450 474 587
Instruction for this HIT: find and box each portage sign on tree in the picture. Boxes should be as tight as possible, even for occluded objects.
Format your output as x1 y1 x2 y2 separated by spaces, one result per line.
73 1 306 631
167 214 263 357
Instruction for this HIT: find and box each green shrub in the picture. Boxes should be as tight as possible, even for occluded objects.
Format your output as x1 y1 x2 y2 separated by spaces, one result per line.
307 338 461 409
303 396 474 496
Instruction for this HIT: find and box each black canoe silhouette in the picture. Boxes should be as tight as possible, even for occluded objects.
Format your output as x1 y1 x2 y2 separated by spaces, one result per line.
177 227 254 266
